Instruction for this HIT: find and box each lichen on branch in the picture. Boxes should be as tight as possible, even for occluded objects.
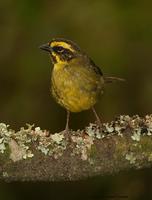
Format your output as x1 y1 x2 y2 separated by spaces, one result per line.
0 114 152 181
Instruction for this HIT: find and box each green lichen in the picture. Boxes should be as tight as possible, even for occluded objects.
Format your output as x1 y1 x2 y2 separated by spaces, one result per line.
131 129 141 141
148 153 152 162
0 144 11 162
85 123 103 139
125 152 136 164
139 137 152 153
2 171 8 178
37 131 67 159
0 123 67 161
51 133 64 144
0 114 152 163
71 135 94 160
145 115 152 135
89 144 98 159
0 123 12 153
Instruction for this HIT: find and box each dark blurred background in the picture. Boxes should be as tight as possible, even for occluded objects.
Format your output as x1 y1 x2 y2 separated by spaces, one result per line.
0 0 152 199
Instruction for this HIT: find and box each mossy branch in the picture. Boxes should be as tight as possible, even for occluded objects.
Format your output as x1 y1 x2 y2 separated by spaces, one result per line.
0 115 152 181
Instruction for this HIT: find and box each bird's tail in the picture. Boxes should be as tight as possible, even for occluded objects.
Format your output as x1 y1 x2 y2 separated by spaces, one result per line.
104 76 126 83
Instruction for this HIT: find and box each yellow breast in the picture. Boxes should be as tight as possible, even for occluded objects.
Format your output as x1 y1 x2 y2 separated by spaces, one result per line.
51 61 104 112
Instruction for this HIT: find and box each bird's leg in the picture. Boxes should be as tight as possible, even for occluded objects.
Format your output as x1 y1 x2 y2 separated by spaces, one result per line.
92 107 102 127
64 110 70 138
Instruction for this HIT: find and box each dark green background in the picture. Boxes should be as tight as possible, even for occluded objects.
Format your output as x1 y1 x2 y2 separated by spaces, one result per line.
0 0 152 199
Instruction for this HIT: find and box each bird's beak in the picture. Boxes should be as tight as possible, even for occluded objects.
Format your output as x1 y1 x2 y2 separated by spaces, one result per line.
39 43 52 53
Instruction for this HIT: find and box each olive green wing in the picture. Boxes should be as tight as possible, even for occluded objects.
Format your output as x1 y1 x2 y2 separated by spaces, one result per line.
87 57 125 83
87 57 103 76
68 58 104 93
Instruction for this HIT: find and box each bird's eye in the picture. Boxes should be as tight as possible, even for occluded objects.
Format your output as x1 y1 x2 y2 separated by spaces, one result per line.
53 46 65 53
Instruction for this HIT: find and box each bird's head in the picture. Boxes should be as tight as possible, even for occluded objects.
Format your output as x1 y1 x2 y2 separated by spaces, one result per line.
39 38 82 64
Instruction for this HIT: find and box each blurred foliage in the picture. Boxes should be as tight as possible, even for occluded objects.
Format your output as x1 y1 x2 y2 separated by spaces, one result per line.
0 0 152 199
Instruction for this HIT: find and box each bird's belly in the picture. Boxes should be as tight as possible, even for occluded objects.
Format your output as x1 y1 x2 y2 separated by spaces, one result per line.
52 82 97 112
62 88 96 112
51 70 101 112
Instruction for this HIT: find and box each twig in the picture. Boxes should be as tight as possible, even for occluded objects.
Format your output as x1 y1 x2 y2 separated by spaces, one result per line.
0 114 152 181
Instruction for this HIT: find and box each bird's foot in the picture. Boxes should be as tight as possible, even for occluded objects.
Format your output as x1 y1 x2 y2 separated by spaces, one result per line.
63 127 71 143
92 107 103 129
96 119 102 128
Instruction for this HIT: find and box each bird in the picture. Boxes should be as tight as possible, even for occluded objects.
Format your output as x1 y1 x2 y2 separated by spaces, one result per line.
39 38 124 134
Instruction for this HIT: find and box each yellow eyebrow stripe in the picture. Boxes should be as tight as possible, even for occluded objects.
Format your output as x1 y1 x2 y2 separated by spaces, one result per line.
51 41 75 52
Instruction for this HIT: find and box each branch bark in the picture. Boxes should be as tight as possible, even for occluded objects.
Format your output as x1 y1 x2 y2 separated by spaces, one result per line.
0 114 152 181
